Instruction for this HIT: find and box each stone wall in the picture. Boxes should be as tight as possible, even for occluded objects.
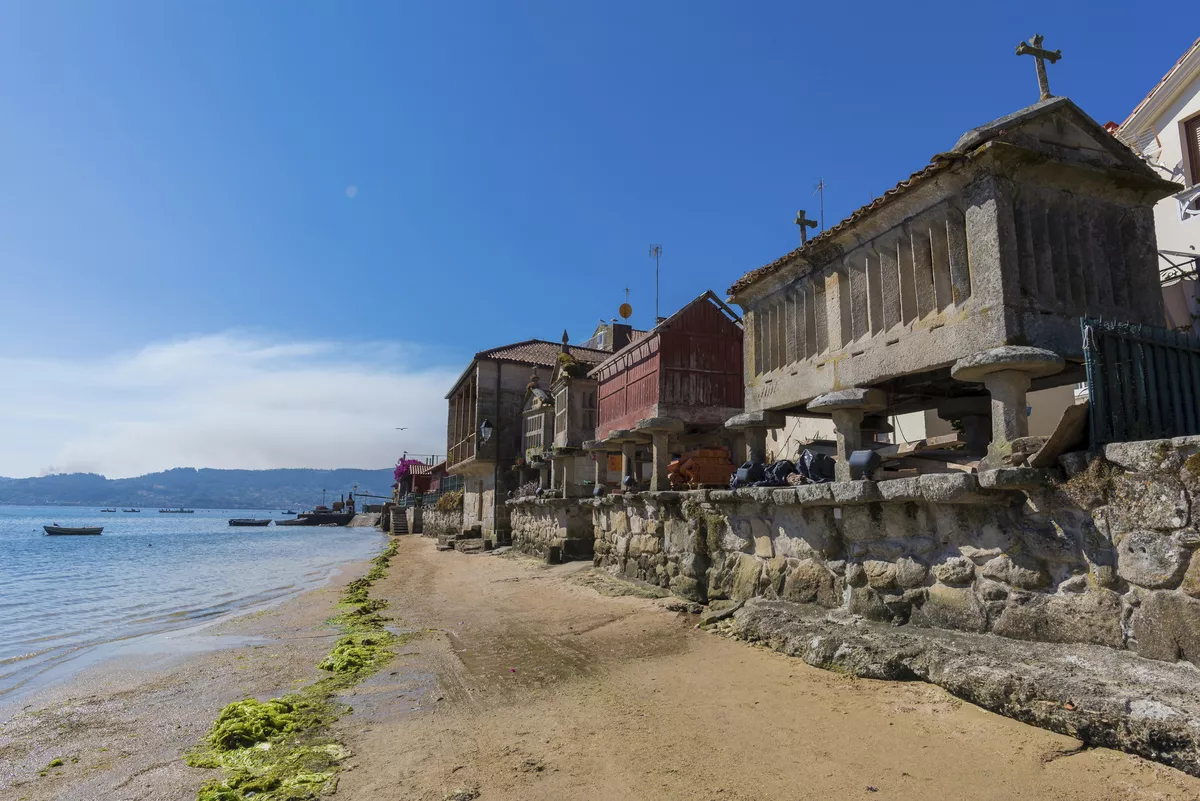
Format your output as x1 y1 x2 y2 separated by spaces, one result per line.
508 498 595 560
422 507 463 539
584 436 1200 668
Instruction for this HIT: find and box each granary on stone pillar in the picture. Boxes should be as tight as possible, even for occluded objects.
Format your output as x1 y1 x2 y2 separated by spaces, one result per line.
588 291 745 491
725 96 1183 472
518 371 555 491
518 333 605 497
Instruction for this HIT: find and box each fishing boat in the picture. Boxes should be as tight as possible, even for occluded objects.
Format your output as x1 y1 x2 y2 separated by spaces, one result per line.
44 525 103 536
158 508 195 513
100 508 117 513
228 518 272 527
123 508 141 513
281 510 297 515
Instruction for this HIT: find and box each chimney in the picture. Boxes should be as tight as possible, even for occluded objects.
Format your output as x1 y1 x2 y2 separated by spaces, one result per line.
609 323 634 352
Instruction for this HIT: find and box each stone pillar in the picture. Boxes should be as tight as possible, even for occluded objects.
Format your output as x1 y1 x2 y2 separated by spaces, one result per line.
634 417 685 492
560 456 577 498
808 388 887 481
952 347 1065 467
724 410 785 466
621 442 637 489
537 465 550 491
731 433 747 465
937 397 992 456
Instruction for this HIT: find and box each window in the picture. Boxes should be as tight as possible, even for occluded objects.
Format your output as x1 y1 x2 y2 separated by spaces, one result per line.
582 390 597 432
554 386 567 437
1187 115 1200 186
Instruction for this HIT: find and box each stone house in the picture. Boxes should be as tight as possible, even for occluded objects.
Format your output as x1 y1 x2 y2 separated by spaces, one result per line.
726 96 1181 476
588 291 745 491
445 338 611 544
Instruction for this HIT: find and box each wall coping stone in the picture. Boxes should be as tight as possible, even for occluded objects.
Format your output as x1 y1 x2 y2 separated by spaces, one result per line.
878 477 922 501
831 481 881 503
978 467 1052 490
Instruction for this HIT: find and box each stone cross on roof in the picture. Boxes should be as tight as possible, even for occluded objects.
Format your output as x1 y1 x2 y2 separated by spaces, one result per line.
794 209 818 244
1015 34 1062 102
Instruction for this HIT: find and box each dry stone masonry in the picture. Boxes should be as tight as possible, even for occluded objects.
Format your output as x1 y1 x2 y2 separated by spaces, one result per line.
508 438 1200 669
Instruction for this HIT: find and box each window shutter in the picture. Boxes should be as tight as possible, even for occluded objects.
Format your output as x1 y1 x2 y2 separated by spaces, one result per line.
1187 116 1200 186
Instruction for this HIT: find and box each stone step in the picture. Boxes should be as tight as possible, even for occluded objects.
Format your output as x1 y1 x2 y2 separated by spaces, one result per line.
455 539 485 554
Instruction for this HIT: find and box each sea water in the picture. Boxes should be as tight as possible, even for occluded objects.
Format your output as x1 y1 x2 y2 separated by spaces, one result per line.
0 505 384 702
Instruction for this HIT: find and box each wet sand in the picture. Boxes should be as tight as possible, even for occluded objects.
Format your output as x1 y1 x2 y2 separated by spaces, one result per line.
6 535 1200 801
0 562 369 801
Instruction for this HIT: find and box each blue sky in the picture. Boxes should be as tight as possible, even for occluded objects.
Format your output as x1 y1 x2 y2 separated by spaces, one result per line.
0 2 1193 476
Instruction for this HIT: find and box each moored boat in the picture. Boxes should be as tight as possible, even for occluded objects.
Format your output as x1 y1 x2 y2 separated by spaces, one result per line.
229 518 272 527
44 525 103 536
100 508 117 513
123 508 141 513
158 508 195 513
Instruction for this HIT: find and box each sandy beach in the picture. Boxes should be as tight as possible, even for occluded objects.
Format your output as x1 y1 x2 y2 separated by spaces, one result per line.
5 535 1200 801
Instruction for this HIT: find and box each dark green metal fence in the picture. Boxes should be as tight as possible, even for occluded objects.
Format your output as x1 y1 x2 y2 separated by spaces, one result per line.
1082 317 1200 447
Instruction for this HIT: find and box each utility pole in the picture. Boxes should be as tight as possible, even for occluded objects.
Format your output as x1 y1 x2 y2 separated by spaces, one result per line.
648 245 662 322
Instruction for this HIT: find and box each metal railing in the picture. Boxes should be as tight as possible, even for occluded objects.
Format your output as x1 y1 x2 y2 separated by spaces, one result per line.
394 474 464 508
1082 317 1200 447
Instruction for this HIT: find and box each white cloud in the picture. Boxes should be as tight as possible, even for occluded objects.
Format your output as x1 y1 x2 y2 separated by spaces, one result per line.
0 333 457 479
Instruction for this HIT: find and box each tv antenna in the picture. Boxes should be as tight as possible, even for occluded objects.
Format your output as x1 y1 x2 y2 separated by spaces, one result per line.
648 245 662 322
813 178 826 231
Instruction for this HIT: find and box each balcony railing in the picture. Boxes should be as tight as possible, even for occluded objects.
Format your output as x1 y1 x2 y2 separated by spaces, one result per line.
448 433 477 467
1176 184 1200 222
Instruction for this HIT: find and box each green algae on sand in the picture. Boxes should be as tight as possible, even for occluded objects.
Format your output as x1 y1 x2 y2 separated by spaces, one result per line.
189 537 408 801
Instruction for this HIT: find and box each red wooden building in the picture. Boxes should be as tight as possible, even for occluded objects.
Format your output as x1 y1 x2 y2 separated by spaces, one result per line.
590 291 744 438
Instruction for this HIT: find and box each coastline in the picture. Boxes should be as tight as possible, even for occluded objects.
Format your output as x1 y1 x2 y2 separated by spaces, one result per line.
0 553 380 801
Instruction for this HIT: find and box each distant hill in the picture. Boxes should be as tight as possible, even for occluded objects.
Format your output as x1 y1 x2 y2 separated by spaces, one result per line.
0 467 396 509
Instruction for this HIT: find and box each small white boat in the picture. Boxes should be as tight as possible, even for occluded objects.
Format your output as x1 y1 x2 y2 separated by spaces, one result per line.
44 525 103 536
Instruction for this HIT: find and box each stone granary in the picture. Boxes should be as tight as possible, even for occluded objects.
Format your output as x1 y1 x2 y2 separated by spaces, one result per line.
445 338 611 545
587 291 745 492
726 97 1183 477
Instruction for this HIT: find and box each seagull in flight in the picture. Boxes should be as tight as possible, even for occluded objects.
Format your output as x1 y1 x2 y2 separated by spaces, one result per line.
396 427 408 431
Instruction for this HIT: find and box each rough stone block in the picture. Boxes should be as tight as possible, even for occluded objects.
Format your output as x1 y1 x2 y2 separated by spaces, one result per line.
992 589 1124 649
831 481 881 504
846 586 891 621
708 490 735 503
910 584 987 633
1117 530 1188 589
1020 524 1080 564
932 555 975 586
761 556 788 598
771 488 798 504
730 553 765 602
871 477 918 502
781 558 840 607
1105 439 1186 473
978 468 1051 491
845 561 867 588
1182 551 1200 599
753 534 774 558
980 554 1051 589
1111 474 1188 532
669 574 705 603
793 484 835 506
919 473 982 503
839 505 885 542
1132 591 1200 666
975 577 1009 600
864 559 897 590
894 556 928 589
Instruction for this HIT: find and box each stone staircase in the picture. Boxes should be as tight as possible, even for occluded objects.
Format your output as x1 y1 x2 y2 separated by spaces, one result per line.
391 508 409 535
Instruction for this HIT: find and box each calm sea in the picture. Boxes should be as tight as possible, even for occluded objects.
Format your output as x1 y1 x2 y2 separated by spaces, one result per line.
0 505 384 703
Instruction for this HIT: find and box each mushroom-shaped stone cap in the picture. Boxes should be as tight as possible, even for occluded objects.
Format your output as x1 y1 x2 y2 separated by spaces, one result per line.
725 410 787 430
808 387 887 413
607 428 647 444
951 347 1065 383
635 417 685 434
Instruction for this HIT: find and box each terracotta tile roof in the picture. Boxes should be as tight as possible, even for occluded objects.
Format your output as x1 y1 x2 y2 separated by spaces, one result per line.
1119 36 1200 131
726 159 956 297
474 339 611 367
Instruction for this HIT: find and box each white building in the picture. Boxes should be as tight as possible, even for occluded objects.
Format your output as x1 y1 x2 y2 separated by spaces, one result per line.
1115 36 1200 330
